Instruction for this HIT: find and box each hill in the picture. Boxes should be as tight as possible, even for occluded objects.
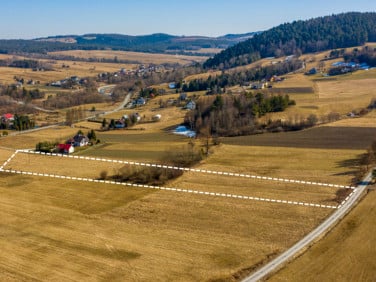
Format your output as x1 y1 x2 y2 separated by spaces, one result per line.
204 12 376 69
0 32 258 55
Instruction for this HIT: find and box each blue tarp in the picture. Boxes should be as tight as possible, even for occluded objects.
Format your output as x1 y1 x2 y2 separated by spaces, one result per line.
173 126 196 138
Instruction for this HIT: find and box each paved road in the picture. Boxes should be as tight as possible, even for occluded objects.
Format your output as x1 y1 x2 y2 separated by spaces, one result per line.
8 124 62 136
13 99 58 113
242 171 373 282
101 92 133 115
7 91 132 136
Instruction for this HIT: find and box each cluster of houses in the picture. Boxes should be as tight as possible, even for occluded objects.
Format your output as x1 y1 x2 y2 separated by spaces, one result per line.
50 76 88 88
329 61 370 75
306 61 371 76
11 77 40 88
57 133 89 154
248 76 284 90
98 65 164 81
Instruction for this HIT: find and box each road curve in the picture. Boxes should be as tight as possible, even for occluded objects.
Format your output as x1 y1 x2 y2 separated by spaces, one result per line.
242 171 373 282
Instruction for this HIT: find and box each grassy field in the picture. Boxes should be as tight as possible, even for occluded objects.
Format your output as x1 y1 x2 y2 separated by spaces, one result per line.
0 49 375 281
223 124 376 150
0 126 79 149
0 161 331 282
0 55 132 84
49 50 207 65
270 190 376 281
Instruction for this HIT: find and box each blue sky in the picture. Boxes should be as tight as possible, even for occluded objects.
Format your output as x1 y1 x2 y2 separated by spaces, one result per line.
1 0 375 39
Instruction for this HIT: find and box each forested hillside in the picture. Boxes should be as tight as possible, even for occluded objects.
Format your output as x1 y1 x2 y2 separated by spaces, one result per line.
0 32 257 55
204 12 376 69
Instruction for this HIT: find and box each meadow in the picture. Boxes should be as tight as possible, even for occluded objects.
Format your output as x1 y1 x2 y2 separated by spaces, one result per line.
0 148 333 282
49 50 208 65
0 49 375 281
270 189 376 281
0 56 131 85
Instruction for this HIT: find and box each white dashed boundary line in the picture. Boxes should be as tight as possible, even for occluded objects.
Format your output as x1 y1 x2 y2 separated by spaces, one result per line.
0 151 19 171
0 167 338 209
337 188 358 209
16 149 356 190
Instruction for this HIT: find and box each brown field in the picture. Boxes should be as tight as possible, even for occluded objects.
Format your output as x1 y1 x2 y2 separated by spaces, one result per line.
0 168 331 282
0 126 79 149
0 59 131 84
256 68 376 121
185 47 224 54
270 190 376 282
223 124 376 150
0 48 375 281
0 115 371 281
49 50 207 65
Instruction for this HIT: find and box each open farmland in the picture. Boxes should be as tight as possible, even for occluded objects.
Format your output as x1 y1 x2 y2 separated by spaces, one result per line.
0 168 331 281
49 50 208 65
0 59 132 85
0 111 373 281
270 188 376 281
0 126 79 149
0 109 374 281
223 124 376 150
0 48 375 281
0 145 336 281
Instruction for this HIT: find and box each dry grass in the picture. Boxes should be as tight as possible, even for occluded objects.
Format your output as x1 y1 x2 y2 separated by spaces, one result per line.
49 50 207 65
270 190 376 282
0 54 135 84
0 126 78 149
0 168 331 282
0 48 375 281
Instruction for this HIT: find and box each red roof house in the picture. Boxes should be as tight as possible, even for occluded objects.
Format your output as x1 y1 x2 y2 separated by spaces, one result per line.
2 113 14 121
57 144 74 154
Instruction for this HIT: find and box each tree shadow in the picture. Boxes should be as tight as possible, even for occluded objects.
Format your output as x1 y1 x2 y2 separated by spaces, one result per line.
336 155 362 169
333 154 363 179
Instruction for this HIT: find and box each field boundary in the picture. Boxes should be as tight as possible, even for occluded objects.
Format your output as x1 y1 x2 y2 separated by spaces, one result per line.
0 149 342 209
16 149 356 189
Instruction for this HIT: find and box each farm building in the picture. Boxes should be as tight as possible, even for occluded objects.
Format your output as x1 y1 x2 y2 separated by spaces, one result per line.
57 144 74 154
67 134 89 147
185 100 196 110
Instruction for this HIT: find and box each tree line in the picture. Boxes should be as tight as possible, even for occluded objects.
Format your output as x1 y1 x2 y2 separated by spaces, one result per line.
204 12 376 69
182 59 303 93
184 93 295 136
343 46 376 67
1 86 44 101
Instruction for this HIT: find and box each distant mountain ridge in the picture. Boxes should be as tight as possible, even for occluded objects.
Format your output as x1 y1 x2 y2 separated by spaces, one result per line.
204 12 376 69
0 32 259 55
36 32 260 53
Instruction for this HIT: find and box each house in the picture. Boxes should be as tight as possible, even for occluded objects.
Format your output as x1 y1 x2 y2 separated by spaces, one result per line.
251 82 266 89
179 93 187 101
133 97 146 106
152 114 161 122
115 120 126 128
305 68 317 75
57 144 74 154
168 82 176 89
2 113 14 122
51 80 62 87
270 75 283 82
185 100 196 110
69 134 89 147
131 112 141 122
